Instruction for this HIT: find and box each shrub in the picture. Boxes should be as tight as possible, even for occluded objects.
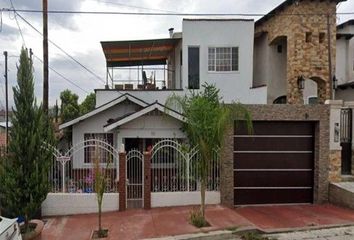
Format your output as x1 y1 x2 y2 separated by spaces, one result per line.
189 208 209 228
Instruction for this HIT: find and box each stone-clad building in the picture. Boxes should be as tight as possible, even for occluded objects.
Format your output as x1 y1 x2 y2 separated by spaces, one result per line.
253 0 343 104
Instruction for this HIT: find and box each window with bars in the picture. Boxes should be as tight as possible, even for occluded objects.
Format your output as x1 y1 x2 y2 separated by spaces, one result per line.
84 133 114 163
208 47 239 72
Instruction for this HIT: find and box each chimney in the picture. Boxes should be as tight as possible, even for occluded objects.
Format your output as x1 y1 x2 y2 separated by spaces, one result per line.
168 28 174 38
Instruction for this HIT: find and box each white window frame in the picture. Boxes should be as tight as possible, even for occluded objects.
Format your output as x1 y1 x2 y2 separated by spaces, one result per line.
83 133 114 165
208 46 239 73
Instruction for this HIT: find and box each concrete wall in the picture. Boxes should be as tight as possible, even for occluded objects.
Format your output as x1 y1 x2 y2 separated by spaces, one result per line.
42 193 119 216
220 104 330 207
253 34 288 104
182 19 266 104
117 114 186 150
151 192 220 208
337 25 354 85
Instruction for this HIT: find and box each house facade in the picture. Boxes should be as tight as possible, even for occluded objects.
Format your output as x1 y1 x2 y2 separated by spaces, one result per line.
43 0 354 216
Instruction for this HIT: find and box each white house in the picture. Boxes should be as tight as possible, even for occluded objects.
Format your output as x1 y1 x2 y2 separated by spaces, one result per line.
60 18 267 159
335 20 354 101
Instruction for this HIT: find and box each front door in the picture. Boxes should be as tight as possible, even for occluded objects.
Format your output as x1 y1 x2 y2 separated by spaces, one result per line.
126 150 144 209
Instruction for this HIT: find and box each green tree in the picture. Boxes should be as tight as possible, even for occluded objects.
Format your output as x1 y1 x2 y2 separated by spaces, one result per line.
166 83 252 225
80 92 96 115
60 89 80 123
0 48 55 233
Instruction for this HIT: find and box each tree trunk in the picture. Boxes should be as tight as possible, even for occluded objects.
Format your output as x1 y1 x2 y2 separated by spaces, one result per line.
98 200 102 237
200 180 206 218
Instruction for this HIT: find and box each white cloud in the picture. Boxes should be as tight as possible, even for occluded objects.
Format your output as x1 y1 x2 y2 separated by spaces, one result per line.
0 0 353 108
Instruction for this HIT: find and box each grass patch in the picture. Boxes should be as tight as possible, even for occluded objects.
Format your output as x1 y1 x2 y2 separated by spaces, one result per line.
189 208 210 228
92 229 108 239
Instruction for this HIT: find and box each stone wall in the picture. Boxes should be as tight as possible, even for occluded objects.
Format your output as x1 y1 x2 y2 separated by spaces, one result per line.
329 150 341 182
255 0 338 104
220 104 330 207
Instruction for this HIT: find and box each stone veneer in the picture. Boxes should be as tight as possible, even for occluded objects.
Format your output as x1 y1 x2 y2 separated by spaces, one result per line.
255 0 339 104
220 104 330 207
329 150 341 183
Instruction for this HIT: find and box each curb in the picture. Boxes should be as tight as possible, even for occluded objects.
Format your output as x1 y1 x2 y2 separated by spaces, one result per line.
260 222 354 234
143 226 259 240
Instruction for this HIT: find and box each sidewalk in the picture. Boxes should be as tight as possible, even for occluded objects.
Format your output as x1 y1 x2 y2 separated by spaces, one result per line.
39 205 253 240
39 204 354 240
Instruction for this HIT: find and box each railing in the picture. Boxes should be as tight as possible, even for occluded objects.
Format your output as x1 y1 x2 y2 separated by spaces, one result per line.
49 139 119 193
151 140 220 193
109 66 179 90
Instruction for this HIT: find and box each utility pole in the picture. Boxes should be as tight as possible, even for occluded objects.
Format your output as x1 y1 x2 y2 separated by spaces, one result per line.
43 0 49 113
3 51 9 149
29 48 33 62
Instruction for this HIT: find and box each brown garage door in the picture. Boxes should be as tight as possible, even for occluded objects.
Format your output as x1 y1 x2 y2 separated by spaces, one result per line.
234 121 314 206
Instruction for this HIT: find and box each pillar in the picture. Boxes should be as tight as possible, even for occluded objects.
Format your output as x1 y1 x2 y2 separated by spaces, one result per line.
143 151 151 209
118 151 126 211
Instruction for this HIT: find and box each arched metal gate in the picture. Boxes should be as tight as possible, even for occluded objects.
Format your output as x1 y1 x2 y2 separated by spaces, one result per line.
126 150 144 209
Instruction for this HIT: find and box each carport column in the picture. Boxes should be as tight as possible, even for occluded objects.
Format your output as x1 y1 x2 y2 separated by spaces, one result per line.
119 151 126 211
144 151 151 209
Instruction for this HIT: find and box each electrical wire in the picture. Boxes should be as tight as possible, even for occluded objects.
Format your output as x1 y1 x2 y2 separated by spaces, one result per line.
13 12 106 85
93 0 178 14
6 6 91 95
8 0 26 46
33 54 90 94
1 8 354 16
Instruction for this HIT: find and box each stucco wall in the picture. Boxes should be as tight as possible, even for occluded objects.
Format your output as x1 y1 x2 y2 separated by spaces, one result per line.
151 192 220 208
182 19 266 104
220 104 330 207
72 101 140 168
42 193 119 216
337 24 354 85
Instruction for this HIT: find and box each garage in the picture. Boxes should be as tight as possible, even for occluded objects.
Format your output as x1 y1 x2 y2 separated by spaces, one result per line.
234 121 314 206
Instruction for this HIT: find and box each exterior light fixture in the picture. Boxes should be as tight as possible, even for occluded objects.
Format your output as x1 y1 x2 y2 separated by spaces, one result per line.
332 75 338 90
297 75 305 90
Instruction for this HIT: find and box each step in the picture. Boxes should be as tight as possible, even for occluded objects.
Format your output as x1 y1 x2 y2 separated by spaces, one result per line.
329 182 354 209
341 175 354 182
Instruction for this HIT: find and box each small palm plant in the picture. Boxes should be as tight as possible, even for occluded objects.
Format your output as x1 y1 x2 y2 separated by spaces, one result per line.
93 147 111 238
166 83 252 227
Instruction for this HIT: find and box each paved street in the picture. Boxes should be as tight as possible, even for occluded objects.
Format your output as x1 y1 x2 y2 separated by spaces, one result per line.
266 226 354 240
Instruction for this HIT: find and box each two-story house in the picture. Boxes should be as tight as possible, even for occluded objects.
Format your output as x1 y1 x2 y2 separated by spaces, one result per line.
60 18 266 166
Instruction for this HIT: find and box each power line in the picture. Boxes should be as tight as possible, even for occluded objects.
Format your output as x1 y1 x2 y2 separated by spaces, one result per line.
2 8 354 16
33 54 90 94
13 11 106 85
93 0 178 14
6 6 91 95
8 0 26 46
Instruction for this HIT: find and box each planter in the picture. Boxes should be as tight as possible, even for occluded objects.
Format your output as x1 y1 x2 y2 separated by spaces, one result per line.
91 229 109 239
21 220 44 240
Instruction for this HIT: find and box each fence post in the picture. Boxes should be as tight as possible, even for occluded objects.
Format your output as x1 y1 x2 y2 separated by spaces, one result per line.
118 151 126 211
143 151 151 209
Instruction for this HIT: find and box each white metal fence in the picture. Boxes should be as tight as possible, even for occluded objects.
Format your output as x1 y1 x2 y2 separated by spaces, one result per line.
48 139 119 193
151 139 220 193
